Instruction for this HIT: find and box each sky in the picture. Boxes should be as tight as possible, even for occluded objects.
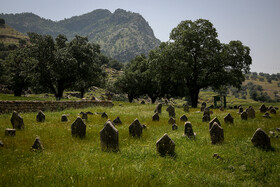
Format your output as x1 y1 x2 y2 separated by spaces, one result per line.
1 0 280 74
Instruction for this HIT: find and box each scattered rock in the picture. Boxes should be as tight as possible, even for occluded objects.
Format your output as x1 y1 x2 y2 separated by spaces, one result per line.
36 111 45 122
5 128 16 136
213 153 221 159
251 128 271 149
156 133 175 156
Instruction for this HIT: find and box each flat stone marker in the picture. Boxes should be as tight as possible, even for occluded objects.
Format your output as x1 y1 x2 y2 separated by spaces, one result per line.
202 114 210 122
168 117 176 125
251 128 271 149
31 137 44 150
166 105 175 117
71 117 86 138
172 124 178 130
129 119 143 138
184 122 195 139
210 122 224 144
263 112 271 118
247 107 255 119
152 113 160 121
270 108 276 114
154 103 162 114
113 117 122 125
5 128 16 136
10 111 24 130
156 133 175 156
209 117 221 129
36 111 45 122
241 111 248 120
61 114 68 122
180 114 188 122
100 120 119 152
224 113 234 124
101 112 108 119
259 104 267 113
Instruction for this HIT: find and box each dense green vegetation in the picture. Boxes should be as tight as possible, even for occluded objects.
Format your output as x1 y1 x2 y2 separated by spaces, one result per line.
0 9 161 62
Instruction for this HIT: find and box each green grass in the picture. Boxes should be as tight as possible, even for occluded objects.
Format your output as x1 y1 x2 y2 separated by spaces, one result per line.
0 101 280 186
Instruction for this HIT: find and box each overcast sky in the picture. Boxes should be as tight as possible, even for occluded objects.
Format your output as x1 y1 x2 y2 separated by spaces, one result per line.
1 0 280 74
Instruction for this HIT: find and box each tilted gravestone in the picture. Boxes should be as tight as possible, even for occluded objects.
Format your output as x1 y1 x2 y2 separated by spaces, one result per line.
184 121 195 139
238 107 243 114
156 133 175 156
251 128 271 149
154 103 162 114
247 107 255 119
61 114 68 122
129 119 143 138
113 117 122 125
5 128 16 136
180 114 188 122
183 103 189 112
168 117 176 125
166 105 175 117
270 108 277 114
224 113 234 124
202 114 210 122
259 104 267 113
240 111 248 120
100 120 119 152
31 137 44 150
263 112 271 118
172 124 178 130
101 112 108 118
10 111 24 130
210 122 224 144
36 111 45 122
152 113 160 121
71 117 86 138
209 117 221 129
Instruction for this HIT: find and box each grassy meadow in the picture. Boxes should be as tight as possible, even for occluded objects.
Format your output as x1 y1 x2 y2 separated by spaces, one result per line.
0 101 280 186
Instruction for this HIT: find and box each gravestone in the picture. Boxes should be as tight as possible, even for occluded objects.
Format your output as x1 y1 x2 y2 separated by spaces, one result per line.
5 128 16 136
142 124 147 129
180 114 188 122
71 117 86 138
202 102 207 108
241 111 248 120
113 117 122 125
202 114 210 122
31 137 44 150
129 119 143 138
203 108 211 116
61 114 68 122
259 104 267 113
184 121 195 139
270 108 276 114
210 122 224 144
183 103 189 112
268 106 273 111
100 120 119 152
168 117 176 125
86 111 94 115
10 111 24 129
101 112 108 119
247 107 255 119
141 100 145 104
224 113 234 124
219 106 224 111
156 133 175 156
172 124 178 130
80 112 88 120
234 105 238 109
209 117 221 129
238 107 243 114
152 113 160 121
251 128 271 149
263 112 271 118
0 141 3 147
36 111 45 122
154 103 162 114
166 105 175 117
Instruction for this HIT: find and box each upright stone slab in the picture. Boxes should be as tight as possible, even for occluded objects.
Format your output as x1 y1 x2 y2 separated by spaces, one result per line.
0 141 4 147
86 111 94 115
166 105 175 117
10 111 24 129
268 106 273 111
219 106 224 111
61 114 68 122
263 112 271 118
71 117 86 138
224 113 234 124
241 111 248 120
80 112 88 120
210 122 224 144
152 113 160 121
259 104 267 113
172 124 178 130
238 107 243 114
180 114 188 122
203 108 211 116
129 119 143 138
168 117 176 125
251 128 271 149
201 102 207 108
247 107 255 119
270 108 276 114
202 114 210 122
209 117 221 129
154 103 162 114
100 120 119 152
31 137 44 150
36 111 45 122
156 133 175 156
184 122 195 139
5 128 16 136
101 112 108 119
113 117 122 125
183 103 189 112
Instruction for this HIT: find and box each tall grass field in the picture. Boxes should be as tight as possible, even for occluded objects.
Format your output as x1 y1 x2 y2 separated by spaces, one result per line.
0 101 279 186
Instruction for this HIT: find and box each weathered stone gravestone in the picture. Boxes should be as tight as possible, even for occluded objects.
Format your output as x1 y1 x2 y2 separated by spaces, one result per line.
180 114 188 122
233 105 238 109
201 102 207 108
141 100 145 104
240 111 248 120
209 117 221 129
129 119 143 138
172 124 178 130
247 107 255 119
101 112 108 119
210 122 224 144
152 113 160 121
268 106 273 111
86 111 94 115
184 122 195 139
10 111 24 129
5 128 16 136
259 104 267 113
238 107 243 114
100 120 119 152
61 114 68 122
36 111 45 122
168 117 176 125
154 103 162 114
202 114 210 122
166 105 175 117
270 108 277 114
113 117 122 125
156 133 175 156
80 112 88 120
251 128 271 149
183 103 189 112
219 106 224 111
31 137 44 150
263 112 271 118
203 108 211 116
71 117 86 138
224 113 234 124
142 124 147 129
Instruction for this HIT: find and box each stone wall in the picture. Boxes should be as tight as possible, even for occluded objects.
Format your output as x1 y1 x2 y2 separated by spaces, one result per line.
0 100 114 113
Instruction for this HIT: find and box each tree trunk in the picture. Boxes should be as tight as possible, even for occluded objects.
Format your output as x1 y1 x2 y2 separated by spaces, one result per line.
14 87 23 97
55 86 64 101
80 88 85 99
189 88 200 108
128 94 134 103
150 96 157 104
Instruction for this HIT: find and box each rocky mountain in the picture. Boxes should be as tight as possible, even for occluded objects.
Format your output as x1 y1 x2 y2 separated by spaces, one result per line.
0 9 161 62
